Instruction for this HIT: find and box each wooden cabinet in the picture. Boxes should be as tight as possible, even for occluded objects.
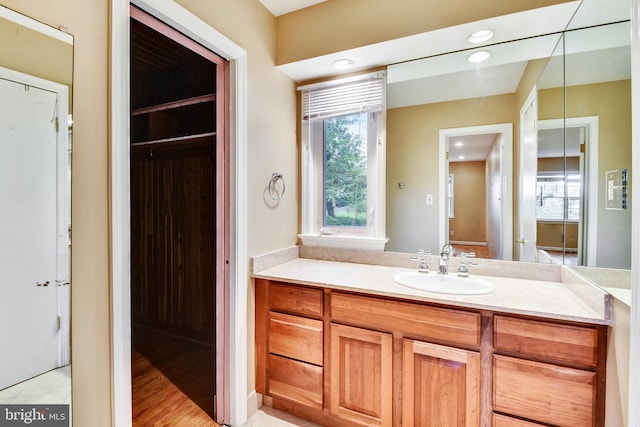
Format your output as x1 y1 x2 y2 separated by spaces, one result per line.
493 315 605 426
255 281 324 411
494 315 598 367
268 354 323 408
494 355 596 426
254 279 608 427
269 312 323 365
403 339 480 427
331 292 480 347
329 323 393 426
493 413 546 426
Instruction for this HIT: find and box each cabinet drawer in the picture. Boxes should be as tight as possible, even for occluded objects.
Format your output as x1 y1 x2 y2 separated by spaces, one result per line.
269 311 323 365
493 355 595 426
269 282 323 318
331 292 480 347
494 315 598 367
493 413 545 426
268 354 323 410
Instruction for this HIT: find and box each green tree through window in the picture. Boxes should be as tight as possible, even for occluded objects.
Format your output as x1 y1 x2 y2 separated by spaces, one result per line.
323 113 368 227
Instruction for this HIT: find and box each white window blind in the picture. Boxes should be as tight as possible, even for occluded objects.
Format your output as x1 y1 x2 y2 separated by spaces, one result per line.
300 72 385 121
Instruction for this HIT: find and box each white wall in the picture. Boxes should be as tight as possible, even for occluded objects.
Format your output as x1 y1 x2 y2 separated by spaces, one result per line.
486 134 503 259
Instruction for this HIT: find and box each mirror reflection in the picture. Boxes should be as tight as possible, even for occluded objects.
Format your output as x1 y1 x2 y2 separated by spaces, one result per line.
0 3 73 415
386 4 630 269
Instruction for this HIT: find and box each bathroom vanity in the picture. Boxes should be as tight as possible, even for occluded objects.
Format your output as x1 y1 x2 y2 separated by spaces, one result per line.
254 255 610 427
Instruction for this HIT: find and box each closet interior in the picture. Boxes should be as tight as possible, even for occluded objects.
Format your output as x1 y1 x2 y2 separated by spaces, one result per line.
129 7 227 425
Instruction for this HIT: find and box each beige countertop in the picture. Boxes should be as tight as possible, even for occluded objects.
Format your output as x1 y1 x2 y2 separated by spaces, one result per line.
253 257 611 325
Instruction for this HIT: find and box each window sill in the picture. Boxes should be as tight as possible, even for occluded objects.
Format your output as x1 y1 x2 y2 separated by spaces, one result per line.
298 234 388 251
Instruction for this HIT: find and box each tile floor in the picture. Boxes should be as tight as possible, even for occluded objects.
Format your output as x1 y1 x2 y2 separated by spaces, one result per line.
0 366 319 427
0 365 72 426
241 406 320 427
0 365 72 406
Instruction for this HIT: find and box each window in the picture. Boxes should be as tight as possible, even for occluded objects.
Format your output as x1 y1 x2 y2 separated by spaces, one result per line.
536 173 581 221
299 72 387 249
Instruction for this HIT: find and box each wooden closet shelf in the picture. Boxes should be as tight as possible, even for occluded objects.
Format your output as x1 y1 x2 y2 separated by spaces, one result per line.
131 94 216 116
131 132 216 148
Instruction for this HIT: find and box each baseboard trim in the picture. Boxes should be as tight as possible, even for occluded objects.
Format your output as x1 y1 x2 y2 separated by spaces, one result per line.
450 240 488 246
247 390 261 419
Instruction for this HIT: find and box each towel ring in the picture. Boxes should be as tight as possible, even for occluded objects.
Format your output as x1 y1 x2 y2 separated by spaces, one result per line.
268 172 286 201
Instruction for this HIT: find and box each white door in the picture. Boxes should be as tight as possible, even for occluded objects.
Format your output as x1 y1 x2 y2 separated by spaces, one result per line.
517 87 538 262
0 76 64 390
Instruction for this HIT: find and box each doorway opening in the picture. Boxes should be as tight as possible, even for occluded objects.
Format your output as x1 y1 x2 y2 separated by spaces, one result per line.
439 123 513 261
537 116 599 266
0 68 71 391
129 7 229 425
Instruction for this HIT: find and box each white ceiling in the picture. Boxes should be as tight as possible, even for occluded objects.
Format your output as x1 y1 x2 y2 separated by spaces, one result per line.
276 2 581 82
258 0 325 16
448 134 498 163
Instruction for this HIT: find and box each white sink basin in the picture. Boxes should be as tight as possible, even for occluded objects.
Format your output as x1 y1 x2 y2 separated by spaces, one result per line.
393 271 495 295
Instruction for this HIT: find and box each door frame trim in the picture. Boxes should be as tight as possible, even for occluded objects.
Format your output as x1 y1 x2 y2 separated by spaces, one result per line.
110 0 248 425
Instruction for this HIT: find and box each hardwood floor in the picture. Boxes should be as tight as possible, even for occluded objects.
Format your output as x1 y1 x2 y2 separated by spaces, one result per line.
132 326 219 426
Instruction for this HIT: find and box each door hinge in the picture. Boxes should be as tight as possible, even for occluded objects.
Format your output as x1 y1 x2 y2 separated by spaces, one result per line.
55 117 59 132
56 316 61 331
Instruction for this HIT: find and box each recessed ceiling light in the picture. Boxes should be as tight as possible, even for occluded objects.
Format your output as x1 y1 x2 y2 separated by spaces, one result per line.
455 141 464 147
467 50 492 63
468 29 495 44
333 59 355 70
458 155 465 160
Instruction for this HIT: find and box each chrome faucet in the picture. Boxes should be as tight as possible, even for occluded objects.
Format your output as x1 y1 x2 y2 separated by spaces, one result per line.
438 243 452 275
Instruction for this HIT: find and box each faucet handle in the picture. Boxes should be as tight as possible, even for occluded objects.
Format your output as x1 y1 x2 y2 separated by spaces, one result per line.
409 252 430 273
457 260 470 278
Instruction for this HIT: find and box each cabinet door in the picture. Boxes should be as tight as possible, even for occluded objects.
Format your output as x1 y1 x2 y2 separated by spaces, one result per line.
403 339 480 427
330 323 393 426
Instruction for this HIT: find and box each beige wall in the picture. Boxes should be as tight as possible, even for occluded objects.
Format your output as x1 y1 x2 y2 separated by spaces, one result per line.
2 2 111 426
538 156 580 173
0 16 73 106
449 161 486 243
276 0 573 65
386 93 517 253
537 222 578 249
607 299 631 427
539 80 632 268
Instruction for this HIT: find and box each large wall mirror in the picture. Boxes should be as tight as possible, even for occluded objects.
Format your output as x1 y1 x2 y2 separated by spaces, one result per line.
385 0 630 269
0 3 73 415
